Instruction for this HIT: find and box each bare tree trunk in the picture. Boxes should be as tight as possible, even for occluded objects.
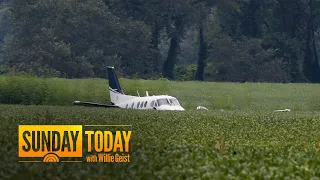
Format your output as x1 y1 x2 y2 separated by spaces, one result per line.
163 17 182 80
163 36 179 79
195 23 207 81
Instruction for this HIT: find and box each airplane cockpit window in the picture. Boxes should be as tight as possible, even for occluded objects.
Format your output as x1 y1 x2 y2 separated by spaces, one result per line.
137 102 140 108
157 99 170 106
144 101 147 107
169 98 180 106
131 103 134 109
140 102 144 108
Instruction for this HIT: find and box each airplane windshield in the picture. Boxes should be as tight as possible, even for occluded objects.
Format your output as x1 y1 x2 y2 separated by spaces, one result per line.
157 99 170 106
169 98 180 106
156 98 181 106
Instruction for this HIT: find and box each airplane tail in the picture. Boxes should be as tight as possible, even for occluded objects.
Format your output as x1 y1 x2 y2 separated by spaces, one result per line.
107 66 126 105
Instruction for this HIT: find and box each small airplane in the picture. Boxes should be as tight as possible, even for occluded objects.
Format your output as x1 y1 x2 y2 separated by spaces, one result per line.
73 66 185 111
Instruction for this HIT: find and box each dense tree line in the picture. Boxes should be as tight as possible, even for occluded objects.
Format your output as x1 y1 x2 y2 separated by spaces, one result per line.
0 0 320 83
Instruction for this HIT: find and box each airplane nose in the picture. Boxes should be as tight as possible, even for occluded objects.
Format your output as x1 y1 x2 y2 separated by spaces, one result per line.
168 106 185 111
175 107 185 111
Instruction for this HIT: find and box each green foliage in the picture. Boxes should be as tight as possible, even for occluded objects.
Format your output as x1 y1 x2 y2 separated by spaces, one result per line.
262 33 305 82
174 64 197 81
206 35 289 82
0 2 11 43
2 0 152 78
0 0 320 83
2 105 320 179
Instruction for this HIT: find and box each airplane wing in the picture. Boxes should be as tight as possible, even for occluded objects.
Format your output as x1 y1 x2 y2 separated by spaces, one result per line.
72 101 120 108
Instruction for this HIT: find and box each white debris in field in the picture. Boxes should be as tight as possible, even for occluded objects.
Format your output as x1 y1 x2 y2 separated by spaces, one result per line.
197 106 209 111
274 109 291 112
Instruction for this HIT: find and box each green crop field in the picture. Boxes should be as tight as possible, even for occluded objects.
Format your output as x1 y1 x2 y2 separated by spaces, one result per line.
1 76 320 179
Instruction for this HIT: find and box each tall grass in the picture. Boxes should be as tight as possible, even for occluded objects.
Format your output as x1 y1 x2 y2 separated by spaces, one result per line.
1 75 320 111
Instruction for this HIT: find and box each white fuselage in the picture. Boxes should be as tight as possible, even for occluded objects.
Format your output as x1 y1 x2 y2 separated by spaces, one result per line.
110 90 185 111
